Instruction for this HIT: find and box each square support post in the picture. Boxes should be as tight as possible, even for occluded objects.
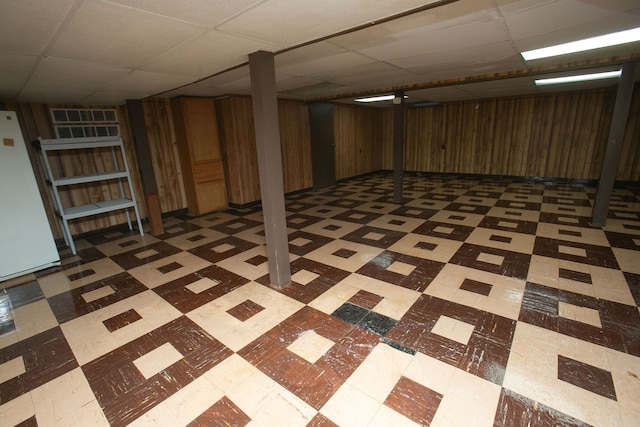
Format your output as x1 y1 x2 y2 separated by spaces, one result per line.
591 62 637 226
249 51 291 288
393 90 405 203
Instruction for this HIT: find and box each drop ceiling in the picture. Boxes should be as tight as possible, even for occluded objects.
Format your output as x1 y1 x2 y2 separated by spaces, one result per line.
0 0 639 106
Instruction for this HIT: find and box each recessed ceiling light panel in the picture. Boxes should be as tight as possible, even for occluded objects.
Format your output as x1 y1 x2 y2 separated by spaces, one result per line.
521 26 640 60
534 70 621 86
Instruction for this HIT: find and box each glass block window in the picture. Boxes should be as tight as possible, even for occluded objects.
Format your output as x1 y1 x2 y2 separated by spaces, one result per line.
51 108 120 138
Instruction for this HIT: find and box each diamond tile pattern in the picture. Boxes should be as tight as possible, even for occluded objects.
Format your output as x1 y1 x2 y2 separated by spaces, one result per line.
1 172 639 426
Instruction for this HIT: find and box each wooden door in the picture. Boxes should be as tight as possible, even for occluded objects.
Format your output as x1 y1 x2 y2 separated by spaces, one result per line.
171 97 227 215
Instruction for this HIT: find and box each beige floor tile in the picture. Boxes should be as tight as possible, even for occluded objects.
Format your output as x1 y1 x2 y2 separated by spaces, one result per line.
187 282 304 351
31 368 110 427
61 290 182 365
466 227 536 253
504 322 630 427
128 251 211 289
304 239 383 272
388 233 462 263
536 222 609 246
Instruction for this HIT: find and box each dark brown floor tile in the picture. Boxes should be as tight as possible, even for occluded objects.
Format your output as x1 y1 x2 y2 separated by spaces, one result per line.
348 289 384 310
67 268 97 282
327 198 366 209
387 295 515 385
208 217 263 234
0 327 78 404
538 212 593 228
384 376 443 426
187 396 251 427
256 258 350 304
14 416 38 427
608 210 640 221
331 209 382 225
495 199 541 211
111 242 182 270
533 237 619 269
75 246 107 262
152 222 202 240
624 272 640 306
48 272 147 323
412 220 474 241
460 278 493 296
605 231 640 250
388 205 438 219
153 265 249 313
449 243 531 279
83 316 232 427
465 190 502 198
493 388 593 427
557 354 616 400
341 225 406 249
239 306 377 410
156 261 183 274
444 202 492 215
542 196 592 207
285 201 316 212
103 308 143 332
189 235 259 264
558 267 592 284
227 299 265 321
479 216 538 235
307 413 339 427
288 230 333 256
520 281 640 356
356 250 445 292
287 213 324 229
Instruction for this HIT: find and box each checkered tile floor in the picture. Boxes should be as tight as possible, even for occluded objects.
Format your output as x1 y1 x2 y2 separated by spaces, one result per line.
1 172 639 426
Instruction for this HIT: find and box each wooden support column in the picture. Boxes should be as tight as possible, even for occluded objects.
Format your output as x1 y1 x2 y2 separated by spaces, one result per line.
393 90 405 203
126 100 164 235
591 62 637 226
249 50 291 288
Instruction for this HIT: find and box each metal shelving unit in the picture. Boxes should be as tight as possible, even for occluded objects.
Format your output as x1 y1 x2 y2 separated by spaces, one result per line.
33 136 143 254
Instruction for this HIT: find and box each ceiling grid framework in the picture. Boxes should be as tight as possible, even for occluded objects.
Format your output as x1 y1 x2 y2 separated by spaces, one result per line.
0 0 639 106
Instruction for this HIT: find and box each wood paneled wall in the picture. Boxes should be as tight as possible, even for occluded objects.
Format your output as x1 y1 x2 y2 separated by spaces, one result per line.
140 99 186 213
334 104 384 180
3 85 638 242
0 102 147 239
216 96 312 206
385 87 640 181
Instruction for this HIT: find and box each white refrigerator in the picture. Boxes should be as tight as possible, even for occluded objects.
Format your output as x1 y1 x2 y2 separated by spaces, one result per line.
1 111 60 281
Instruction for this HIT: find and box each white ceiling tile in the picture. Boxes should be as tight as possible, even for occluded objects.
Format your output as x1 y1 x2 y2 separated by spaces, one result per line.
278 52 375 76
358 18 509 61
16 86 96 104
104 0 262 28
275 42 348 67
218 0 439 46
503 0 637 44
141 30 281 78
105 70 194 94
0 54 39 92
47 0 203 67
0 0 76 55
27 57 130 91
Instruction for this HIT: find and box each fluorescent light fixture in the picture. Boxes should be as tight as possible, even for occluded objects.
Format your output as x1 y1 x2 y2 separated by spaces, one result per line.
354 94 407 103
521 26 640 60
535 70 621 86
